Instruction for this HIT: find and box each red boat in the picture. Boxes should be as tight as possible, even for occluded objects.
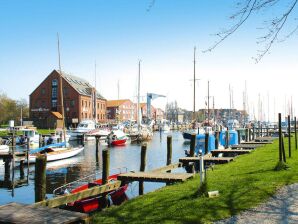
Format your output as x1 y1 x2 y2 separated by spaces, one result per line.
107 130 128 146
53 169 128 213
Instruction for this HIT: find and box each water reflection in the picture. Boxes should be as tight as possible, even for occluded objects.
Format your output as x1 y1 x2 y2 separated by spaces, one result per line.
0 131 189 205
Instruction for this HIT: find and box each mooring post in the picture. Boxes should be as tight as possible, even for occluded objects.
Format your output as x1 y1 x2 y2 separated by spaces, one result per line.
12 132 16 147
249 128 252 141
288 115 291 158
139 143 147 195
295 116 297 150
225 128 229 149
4 159 11 181
190 134 196 157
20 160 24 179
27 138 30 179
35 154 47 202
278 113 282 162
267 127 269 137
102 149 110 185
95 136 100 155
167 135 172 166
215 131 219 149
245 128 249 142
252 126 255 140
237 130 241 145
205 133 209 155
39 135 43 148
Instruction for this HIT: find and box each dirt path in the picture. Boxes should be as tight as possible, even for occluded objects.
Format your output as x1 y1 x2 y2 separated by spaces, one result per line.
215 183 298 224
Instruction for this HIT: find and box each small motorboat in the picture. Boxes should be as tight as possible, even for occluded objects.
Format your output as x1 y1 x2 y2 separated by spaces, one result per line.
53 168 128 213
106 130 128 146
0 145 9 153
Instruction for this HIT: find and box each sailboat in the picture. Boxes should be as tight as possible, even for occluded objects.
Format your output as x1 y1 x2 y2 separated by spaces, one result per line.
26 34 84 163
182 47 203 141
129 60 153 143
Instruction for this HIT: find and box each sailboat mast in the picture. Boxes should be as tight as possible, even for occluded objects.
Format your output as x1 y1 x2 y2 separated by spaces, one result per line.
207 80 210 126
57 33 66 143
193 47 196 122
94 61 97 122
137 60 141 130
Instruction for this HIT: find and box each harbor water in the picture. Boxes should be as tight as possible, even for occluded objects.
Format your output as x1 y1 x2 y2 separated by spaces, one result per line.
0 131 190 205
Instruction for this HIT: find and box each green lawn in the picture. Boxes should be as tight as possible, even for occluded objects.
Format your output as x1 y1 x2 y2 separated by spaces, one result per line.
93 138 298 224
0 129 54 137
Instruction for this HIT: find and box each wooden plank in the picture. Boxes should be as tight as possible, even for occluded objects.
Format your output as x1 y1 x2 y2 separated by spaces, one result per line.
149 162 183 173
34 181 121 208
242 141 272 145
231 144 259 149
117 172 193 183
211 150 250 157
0 203 88 224
179 157 234 164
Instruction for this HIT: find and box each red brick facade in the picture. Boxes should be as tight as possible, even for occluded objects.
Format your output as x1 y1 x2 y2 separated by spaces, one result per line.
30 70 106 128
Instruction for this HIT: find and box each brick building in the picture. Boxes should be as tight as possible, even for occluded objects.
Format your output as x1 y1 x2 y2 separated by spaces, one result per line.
30 69 106 128
106 99 135 121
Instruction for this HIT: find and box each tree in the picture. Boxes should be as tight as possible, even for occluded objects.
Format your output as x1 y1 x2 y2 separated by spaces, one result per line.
205 0 298 62
0 93 29 126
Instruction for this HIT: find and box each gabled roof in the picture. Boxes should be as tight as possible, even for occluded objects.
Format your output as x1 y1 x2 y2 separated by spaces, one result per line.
55 70 105 100
107 99 131 107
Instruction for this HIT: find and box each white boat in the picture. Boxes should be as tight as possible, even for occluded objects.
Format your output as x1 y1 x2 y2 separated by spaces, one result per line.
68 120 99 141
28 146 84 163
16 128 40 146
0 145 9 153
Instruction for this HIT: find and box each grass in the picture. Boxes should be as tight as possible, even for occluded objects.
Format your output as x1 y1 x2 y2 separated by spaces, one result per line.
0 129 55 137
92 138 298 224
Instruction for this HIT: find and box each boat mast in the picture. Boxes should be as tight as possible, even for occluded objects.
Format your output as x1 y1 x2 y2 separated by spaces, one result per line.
207 80 210 126
94 61 97 122
137 60 141 131
193 47 196 123
57 33 66 144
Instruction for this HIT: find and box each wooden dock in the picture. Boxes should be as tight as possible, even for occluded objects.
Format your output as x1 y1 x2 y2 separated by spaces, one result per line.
0 151 27 160
117 172 194 183
231 144 259 149
0 203 89 224
211 149 251 157
179 156 234 164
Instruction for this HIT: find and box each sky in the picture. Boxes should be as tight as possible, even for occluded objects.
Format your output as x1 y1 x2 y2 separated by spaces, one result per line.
1 0 298 122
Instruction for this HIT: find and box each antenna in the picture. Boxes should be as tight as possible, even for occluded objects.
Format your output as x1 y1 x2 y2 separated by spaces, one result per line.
57 33 66 143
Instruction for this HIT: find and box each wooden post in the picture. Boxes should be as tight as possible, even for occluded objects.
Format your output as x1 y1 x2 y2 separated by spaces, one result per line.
237 130 241 145
27 138 30 180
288 115 291 158
39 135 43 147
20 160 25 179
204 133 209 155
249 128 252 141
267 127 269 137
12 133 16 147
95 136 100 155
189 134 196 157
278 113 282 162
166 135 172 166
295 116 297 150
252 126 255 140
102 149 110 185
245 128 249 142
4 159 11 181
35 154 47 202
282 135 286 163
215 131 219 149
225 128 229 149
139 143 147 195
260 124 263 137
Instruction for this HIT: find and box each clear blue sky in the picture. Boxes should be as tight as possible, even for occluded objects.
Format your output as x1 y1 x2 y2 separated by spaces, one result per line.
1 0 298 121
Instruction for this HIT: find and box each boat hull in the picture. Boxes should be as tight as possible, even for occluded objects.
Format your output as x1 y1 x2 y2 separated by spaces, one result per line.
29 146 84 163
111 139 127 146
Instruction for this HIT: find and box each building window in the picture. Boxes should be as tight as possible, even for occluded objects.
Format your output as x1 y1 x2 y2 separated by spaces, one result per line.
89 102 91 108
41 101 45 108
52 87 57 98
70 100 75 107
52 99 57 111
82 101 84 107
97 103 99 109
85 101 87 107
52 79 58 86
41 88 45 95
85 113 87 118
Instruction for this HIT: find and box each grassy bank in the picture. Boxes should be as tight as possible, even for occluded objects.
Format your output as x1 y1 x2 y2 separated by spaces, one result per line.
0 129 54 137
93 138 298 223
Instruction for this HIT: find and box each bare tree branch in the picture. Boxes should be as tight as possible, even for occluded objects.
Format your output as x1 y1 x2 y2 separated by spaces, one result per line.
204 0 298 63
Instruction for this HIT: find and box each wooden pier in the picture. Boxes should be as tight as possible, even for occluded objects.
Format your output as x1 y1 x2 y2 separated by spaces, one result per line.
117 172 193 183
231 144 259 149
0 203 89 224
179 156 234 164
211 149 251 157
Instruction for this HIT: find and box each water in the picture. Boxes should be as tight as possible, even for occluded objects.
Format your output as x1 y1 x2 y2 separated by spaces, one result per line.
0 131 190 205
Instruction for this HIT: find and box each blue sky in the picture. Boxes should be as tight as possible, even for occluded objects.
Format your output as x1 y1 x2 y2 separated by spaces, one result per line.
1 0 298 121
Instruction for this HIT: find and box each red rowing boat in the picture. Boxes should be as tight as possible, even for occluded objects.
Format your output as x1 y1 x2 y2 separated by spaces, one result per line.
53 169 128 213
